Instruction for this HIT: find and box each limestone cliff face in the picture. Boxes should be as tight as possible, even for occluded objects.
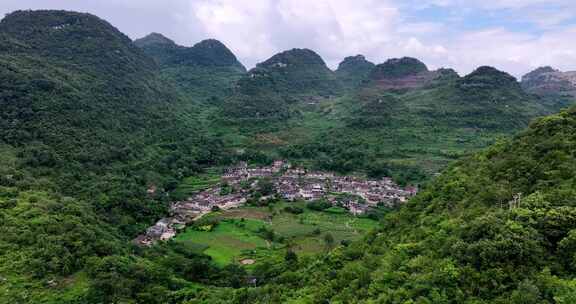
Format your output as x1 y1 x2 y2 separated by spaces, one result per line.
521 66 576 110
522 66 576 96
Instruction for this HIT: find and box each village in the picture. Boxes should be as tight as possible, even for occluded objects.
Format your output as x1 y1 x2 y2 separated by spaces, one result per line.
136 160 418 245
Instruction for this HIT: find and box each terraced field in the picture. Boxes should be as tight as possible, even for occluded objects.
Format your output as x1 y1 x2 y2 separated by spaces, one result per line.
173 201 379 266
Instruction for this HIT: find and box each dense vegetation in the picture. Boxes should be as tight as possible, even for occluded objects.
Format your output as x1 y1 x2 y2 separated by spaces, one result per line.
223 62 552 183
253 48 341 96
151 41 561 184
0 10 229 232
220 48 342 121
2 8 576 304
0 10 231 303
210 103 576 304
369 57 429 80
135 33 246 99
335 54 375 89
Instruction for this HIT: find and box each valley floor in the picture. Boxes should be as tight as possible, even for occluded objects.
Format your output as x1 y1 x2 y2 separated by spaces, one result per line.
173 201 379 267
137 160 413 245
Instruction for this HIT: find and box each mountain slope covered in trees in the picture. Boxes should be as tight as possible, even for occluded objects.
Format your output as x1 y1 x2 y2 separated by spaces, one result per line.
221 48 342 121
335 54 375 89
3 9 576 304
0 10 229 229
0 10 233 303
221 104 576 304
232 58 554 183
135 33 246 99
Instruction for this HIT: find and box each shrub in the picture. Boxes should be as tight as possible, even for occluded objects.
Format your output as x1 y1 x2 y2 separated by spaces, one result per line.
306 200 332 211
284 206 304 214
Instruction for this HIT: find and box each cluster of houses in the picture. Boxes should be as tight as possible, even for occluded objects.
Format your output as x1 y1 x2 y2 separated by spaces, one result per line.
135 160 417 245
135 188 248 246
273 168 417 207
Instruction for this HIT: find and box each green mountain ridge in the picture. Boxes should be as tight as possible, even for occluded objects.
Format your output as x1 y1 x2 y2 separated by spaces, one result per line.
135 32 246 99
133 32 181 66
0 10 156 74
336 54 376 89
220 48 342 121
251 48 342 96
370 56 429 80
3 9 576 304
521 66 576 110
239 63 551 183
135 33 245 70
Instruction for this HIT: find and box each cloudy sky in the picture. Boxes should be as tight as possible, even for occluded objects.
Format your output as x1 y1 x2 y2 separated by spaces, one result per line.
1 0 576 77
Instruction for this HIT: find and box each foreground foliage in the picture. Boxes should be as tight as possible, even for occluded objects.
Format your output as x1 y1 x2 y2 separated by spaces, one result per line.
3 8 576 304
0 10 230 303
228 107 576 303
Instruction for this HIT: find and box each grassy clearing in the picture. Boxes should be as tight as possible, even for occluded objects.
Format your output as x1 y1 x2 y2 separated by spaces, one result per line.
272 203 377 246
175 219 268 266
173 200 379 267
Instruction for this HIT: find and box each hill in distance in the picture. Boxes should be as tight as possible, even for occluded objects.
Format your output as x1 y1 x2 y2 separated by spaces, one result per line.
135 33 245 69
335 54 376 89
367 57 458 90
221 48 343 120
135 32 246 99
370 57 427 78
521 66 576 110
212 52 559 183
243 58 551 182
253 48 341 96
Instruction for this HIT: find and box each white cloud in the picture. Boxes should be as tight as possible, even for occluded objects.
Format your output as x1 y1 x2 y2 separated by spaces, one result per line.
188 0 276 64
430 26 576 76
397 22 446 34
177 0 576 76
0 0 575 77
420 0 572 9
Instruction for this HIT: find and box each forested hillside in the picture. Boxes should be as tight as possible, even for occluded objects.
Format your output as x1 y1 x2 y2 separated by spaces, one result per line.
2 9 576 304
335 54 375 89
132 35 567 183
0 10 232 303
220 103 576 304
0 10 230 231
135 33 246 99
230 59 554 183
221 48 342 121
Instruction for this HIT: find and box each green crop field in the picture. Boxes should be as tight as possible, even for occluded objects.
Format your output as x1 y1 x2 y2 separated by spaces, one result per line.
173 201 379 267
175 219 268 266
